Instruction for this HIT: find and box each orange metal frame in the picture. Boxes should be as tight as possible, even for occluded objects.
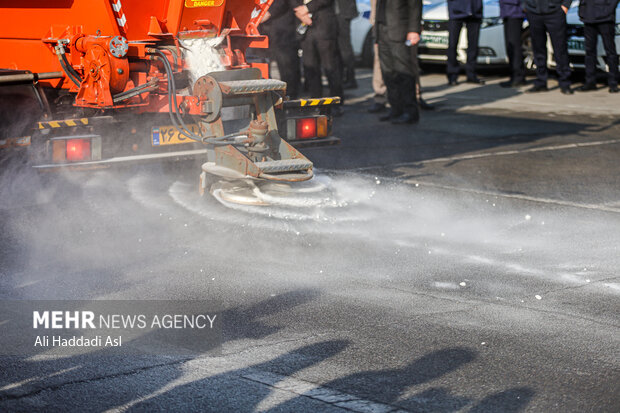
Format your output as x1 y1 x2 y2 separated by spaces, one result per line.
0 0 272 111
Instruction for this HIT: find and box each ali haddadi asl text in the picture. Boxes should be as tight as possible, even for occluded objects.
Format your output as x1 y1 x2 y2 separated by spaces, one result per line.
34 335 121 347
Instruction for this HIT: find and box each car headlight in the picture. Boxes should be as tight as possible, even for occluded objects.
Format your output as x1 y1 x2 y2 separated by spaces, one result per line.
481 17 502 28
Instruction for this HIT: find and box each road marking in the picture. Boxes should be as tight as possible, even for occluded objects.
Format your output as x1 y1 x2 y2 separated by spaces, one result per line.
345 92 375 105
401 179 620 213
355 138 620 170
242 369 406 412
350 138 620 213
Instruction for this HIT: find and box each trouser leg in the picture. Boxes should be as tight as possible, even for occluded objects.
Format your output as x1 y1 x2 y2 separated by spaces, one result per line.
465 18 481 78
317 37 344 101
338 16 355 80
598 21 619 87
272 43 301 99
378 25 401 114
447 18 463 80
546 9 571 88
527 11 549 87
372 43 387 104
504 17 525 82
409 44 423 101
583 23 598 85
378 25 417 115
301 35 322 98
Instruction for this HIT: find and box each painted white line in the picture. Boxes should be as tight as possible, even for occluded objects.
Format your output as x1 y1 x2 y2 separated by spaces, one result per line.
355 138 620 170
345 92 375 105
242 369 404 412
402 179 620 214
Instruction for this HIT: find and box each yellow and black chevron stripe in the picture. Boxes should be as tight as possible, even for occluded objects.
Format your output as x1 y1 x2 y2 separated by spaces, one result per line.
38 118 89 129
285 97 341 107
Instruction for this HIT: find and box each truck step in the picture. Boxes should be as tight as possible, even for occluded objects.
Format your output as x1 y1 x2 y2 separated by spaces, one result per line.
255 158 313 173
219 79 286 95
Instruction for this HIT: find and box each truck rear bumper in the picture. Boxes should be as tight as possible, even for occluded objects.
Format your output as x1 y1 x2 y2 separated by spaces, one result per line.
32 148 210 170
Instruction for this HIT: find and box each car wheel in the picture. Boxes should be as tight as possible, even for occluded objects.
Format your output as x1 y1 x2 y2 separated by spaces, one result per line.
360 31 374 68
521 29 535 74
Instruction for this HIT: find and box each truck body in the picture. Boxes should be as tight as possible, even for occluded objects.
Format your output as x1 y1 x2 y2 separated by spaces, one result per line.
0 0 339 184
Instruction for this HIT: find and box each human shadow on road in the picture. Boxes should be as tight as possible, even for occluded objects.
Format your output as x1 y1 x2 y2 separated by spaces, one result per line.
268 346 535 412
126 339 350 412
311 98 595 171
269 347 477 412
0 289 321 411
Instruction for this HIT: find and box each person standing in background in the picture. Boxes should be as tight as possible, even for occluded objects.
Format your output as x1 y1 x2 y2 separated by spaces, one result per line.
260 0 302 99
446 0 485 85
524 0 573 94
292 0 344 115
375 0 423 124
336 0 359 89
499 0 527 87
410 34 435 110
577 0 619 92
368 0 433 113
368 0 388 112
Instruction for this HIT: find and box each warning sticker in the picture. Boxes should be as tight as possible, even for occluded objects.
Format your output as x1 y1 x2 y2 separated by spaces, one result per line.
185 0 224 7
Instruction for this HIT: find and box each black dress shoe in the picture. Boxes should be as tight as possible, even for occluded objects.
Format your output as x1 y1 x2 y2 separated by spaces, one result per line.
419 99 435 111
526 84 549 93
609 85 619 93
367 102 386 113
466 77 485 85
391 112 419 124
379 110 402 122
561 86 574 95
578 83 597 92
448 78 458 86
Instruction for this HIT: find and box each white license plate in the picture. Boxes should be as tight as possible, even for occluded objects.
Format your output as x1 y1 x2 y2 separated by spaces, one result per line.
567 38 585 51
421 33 449 46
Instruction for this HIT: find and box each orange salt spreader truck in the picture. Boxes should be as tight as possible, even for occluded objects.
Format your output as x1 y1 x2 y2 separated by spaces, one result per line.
0 0 340 204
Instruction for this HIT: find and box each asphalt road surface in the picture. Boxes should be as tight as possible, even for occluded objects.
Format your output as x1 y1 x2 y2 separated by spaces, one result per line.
0 70 619 412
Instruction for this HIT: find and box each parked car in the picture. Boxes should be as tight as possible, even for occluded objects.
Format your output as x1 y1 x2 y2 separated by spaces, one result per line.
351 0 534 69
351 0 443 66
418 0 535 67
350 0 373 67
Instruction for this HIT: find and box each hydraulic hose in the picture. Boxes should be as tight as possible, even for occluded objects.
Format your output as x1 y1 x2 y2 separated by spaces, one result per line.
151 50 202 141
150 50 249 146
55 44 83 87
112 78 159 103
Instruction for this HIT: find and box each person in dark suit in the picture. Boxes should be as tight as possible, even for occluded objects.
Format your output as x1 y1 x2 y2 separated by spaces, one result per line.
374 0 423 124
292 0 344 110
499 0 527 87
446 0 485 85
261 0 302 99
524 0 573 94
336 0 359 89
577 0 619 92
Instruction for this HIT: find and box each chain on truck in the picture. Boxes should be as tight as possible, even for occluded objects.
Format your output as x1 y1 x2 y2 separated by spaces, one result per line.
0 0 341 204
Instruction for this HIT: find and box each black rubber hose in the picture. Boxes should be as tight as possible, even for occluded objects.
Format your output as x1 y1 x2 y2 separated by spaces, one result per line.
151 50 246 145
112 78 159 103
56 51 82 87
153 52 202 141
55 47 83 86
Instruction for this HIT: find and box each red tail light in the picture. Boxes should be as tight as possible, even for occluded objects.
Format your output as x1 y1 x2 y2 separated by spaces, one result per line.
51 135 101 164
66 139 91 162
296 118 317 139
